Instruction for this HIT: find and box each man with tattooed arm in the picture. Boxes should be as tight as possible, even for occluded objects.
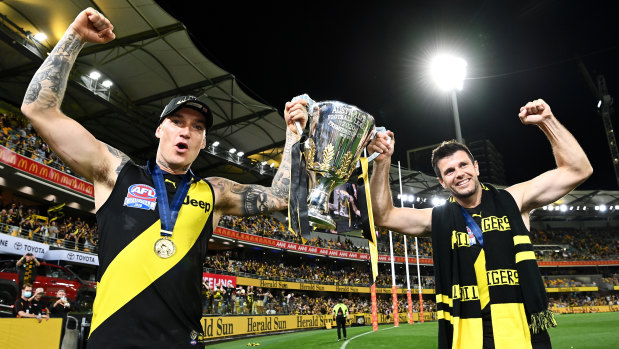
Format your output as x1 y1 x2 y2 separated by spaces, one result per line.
20 8 307 348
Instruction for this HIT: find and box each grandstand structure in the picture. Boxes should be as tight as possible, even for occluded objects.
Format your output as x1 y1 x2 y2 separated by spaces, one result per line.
0 0 618 345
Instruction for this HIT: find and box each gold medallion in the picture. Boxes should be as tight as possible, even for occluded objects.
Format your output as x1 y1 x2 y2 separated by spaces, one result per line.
154 237 176 258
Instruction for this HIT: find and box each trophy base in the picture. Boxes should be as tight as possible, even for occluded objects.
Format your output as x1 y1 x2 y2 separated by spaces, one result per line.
308 210 336 230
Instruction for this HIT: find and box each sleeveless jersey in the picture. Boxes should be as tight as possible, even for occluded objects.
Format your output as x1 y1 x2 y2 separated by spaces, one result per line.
88 161 215 348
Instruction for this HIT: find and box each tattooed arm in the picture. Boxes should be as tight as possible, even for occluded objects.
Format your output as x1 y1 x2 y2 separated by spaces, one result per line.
20 8 122 209
210 100 309 217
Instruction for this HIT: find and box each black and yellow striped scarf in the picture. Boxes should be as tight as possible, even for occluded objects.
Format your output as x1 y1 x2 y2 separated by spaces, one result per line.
432 184 556 349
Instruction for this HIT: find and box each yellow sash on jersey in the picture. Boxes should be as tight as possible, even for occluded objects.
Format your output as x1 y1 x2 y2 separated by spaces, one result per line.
90 182 213 336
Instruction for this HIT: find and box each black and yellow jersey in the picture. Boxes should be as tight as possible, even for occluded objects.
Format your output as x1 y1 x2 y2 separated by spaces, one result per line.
88 161 214 348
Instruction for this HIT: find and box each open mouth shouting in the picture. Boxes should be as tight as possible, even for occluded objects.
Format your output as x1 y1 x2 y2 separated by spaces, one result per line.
175 141 189 152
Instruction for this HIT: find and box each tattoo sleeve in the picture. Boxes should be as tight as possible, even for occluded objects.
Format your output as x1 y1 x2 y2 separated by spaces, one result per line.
270 129 296 200
105 144 130 175
214 130 298 216
23 31 85 109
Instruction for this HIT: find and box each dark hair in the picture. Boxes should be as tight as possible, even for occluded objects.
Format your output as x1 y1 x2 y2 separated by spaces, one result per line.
431 140 475 178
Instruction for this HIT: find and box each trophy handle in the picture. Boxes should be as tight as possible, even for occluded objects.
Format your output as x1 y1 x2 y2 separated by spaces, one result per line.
365 126 391 162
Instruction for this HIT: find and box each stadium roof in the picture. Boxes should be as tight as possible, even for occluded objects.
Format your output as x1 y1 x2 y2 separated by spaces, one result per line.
0 0 285 184
0 0 618 222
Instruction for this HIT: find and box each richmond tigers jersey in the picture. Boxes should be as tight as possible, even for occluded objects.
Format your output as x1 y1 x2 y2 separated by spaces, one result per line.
89 161 214 348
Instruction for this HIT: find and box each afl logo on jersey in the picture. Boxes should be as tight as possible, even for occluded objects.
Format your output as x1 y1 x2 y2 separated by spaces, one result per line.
124 184 157 210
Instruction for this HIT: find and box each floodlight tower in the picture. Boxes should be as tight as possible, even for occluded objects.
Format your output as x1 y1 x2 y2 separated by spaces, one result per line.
596 75 619 189
430 55 467 143
578 61 618 189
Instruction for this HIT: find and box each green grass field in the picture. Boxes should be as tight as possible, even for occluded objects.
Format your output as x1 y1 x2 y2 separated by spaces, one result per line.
206 312 619 348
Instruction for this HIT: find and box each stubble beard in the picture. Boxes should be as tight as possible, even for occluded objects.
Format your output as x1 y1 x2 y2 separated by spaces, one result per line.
451 179 480 199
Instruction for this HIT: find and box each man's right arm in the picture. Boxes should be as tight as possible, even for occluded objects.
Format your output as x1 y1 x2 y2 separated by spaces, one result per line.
368 131 432 237
20 8 127 210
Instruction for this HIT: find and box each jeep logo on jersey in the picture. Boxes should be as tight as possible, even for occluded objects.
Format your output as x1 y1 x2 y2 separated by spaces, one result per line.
124 184 157 210
183 195 211 213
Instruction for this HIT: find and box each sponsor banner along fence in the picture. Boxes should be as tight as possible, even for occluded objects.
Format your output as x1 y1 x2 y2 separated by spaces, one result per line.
203 273 237 289
551 305 619 314
201 312 436 339
546 286 599 293
0 146 94 197
44 249 98 266
236 276 435 295
0 232 48 258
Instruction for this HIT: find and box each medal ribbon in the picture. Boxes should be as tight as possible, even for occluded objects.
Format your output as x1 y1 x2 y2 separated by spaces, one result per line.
460 207 484 248
148 160 193 237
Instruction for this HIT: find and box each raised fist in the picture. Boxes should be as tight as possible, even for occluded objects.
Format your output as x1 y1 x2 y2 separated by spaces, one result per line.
70 7 115 44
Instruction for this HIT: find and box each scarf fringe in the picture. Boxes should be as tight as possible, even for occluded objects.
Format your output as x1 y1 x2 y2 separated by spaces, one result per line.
529 309 557 334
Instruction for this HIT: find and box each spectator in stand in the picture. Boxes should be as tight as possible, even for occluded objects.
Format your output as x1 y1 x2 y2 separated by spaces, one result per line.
245 285 254 314
16 252 39 290
50 289 72 345
30 287 50 321
255 287 265 314
202 281 212 314
15 283 42 322
213 283 225 314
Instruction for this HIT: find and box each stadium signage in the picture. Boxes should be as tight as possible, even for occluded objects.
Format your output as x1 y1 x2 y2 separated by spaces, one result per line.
0 233 48 258
203 317 234 337
299 283 325 291
247 317 287 332
45 249 98 265
336 285 359 293
0 146 94 197
236 276 435 295
202 273 236 288
201 313 435 339
297 315 324 328
259 279 288 288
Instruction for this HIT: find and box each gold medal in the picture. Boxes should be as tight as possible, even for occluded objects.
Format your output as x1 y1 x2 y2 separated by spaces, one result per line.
154 237 176 258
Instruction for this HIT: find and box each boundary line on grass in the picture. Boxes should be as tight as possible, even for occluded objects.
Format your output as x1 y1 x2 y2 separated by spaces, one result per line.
341 325 399 349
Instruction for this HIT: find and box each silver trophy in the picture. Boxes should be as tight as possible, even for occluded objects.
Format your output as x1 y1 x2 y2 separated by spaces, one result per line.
303 101 376 229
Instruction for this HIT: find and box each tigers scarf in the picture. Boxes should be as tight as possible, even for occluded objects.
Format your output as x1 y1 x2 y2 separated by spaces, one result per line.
431 184 556 349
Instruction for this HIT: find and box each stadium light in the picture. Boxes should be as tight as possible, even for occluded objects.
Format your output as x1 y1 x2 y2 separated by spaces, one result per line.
600 205 607 212
101 80 113 88
430 55 467 91
560 205 567 212
237 151 244 157
33 32 47 42
89 71 101 80
430 54 467 143
229 148 236 154
211 141 220 147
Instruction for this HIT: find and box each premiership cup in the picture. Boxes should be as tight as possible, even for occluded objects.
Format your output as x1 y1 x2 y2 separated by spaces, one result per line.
303 101 376 229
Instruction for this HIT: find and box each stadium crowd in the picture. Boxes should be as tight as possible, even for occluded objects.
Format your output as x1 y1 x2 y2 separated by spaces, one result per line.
204 252 436 289
1 112 80 178
200 281 437 317
0 200 98 253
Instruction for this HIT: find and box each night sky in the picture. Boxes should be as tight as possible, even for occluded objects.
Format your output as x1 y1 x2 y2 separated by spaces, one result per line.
155 0 619 190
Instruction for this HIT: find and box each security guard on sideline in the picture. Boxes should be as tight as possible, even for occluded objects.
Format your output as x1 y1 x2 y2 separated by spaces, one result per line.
332 299 349 341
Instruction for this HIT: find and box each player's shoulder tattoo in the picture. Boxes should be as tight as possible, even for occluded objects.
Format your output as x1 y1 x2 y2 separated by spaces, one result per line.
105 144 130 175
